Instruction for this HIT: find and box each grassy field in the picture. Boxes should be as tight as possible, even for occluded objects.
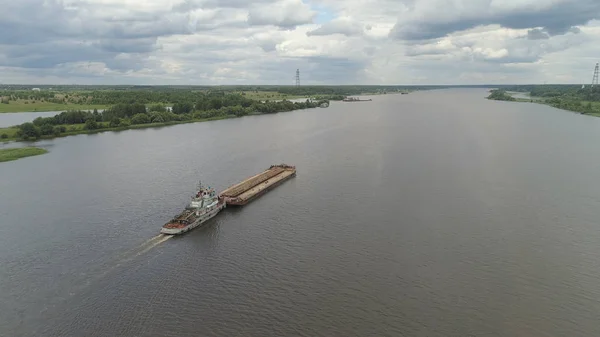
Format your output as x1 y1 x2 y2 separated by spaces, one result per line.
0 147 48 162
0 127 19 140
0 100 107 113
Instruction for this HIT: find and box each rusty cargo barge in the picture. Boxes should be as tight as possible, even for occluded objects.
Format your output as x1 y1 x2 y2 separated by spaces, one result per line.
219 164 296 206
160 164 295 234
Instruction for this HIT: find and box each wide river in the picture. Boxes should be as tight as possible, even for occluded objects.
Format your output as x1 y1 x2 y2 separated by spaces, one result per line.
2 89 600 336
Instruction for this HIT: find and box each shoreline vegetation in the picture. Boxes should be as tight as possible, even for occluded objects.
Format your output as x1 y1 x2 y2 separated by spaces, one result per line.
486 90 517 102
0 86 418 114
0 85 421 143
486 85 600 117
0 147 48 162
1 98 330 142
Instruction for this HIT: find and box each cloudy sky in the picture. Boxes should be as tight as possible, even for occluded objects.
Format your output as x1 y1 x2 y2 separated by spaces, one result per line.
1 0 600 85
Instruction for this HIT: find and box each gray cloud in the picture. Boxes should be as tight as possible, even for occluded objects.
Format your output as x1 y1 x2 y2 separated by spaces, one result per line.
1 0 599 85
95 38 160 54
527 29 550 40
175 0 274 11
0 0 250 73
390 0 600 41
247 0 315 28
307 19 364 37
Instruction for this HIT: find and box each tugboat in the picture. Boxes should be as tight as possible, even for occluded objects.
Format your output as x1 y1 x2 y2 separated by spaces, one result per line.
161 181 226 235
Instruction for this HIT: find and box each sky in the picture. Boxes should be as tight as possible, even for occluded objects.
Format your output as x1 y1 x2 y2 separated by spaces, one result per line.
1 0 600 85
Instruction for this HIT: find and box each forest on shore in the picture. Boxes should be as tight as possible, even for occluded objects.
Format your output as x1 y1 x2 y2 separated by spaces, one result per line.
0 85 430 141
487 85 600 116
2 92 331 141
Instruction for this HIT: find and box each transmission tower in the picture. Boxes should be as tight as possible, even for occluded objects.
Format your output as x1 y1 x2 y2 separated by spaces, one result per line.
592 63 599 87
295 69 300 87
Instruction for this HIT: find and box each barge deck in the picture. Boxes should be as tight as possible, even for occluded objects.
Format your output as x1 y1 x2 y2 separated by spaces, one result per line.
220 164 296 206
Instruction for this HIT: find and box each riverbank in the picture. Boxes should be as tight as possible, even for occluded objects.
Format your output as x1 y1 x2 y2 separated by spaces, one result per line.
0 92 304 113
0 115 236 143
487 86 600 117
0 147 48 162
510 95 600 116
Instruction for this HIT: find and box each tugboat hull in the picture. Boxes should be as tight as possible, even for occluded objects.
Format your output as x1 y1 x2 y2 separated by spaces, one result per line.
161 201 225 235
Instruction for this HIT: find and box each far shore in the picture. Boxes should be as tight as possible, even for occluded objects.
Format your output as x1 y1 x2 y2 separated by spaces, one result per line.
487 89 600 117
0 115 236 143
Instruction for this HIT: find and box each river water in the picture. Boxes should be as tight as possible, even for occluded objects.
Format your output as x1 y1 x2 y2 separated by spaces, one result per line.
0 111 63 128
2 89 600 336
0 109 110 128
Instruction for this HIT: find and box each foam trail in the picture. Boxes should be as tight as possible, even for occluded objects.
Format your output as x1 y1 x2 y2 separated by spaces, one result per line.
126 234 172 261
139 233 166 246
113 234 168 261
72 234 174 297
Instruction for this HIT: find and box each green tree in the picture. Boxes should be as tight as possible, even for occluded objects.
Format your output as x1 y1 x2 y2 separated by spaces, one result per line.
131 113 150 124
40 124 54 135
149 112 165 123
52 126 66 136
172 102 193 114
84 119 98 130
109 118 121 127
0 133 8 139
120 119 131 127
149 104 167 112
17 122 41 140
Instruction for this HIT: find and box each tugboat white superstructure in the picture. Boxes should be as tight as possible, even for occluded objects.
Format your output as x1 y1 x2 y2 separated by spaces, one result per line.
161 181 226 235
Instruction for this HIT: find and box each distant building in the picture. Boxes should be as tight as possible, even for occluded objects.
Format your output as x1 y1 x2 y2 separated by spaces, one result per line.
32 88 41 91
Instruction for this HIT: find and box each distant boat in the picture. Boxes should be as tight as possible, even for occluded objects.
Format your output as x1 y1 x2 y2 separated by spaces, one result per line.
342 97 372 102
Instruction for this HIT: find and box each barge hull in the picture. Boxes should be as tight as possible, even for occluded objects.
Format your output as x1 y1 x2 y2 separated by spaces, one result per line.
220 164 296 206
220 167 285 198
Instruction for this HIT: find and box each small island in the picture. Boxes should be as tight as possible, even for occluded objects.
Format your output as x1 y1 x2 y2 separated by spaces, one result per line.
0 147 48 162
487 89 516 101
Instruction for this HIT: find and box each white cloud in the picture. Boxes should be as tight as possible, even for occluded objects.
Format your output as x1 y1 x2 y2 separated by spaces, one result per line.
0 0 600 85
307 17 365 36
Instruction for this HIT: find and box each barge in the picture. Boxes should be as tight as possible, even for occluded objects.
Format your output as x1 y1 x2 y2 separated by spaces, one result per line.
159 164 296 234
220 164 296 206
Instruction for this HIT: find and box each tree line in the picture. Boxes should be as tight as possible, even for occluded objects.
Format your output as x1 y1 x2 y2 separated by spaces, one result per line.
14 93 328 140
489 85 600 115
502 85 600 102
0 85 435 106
